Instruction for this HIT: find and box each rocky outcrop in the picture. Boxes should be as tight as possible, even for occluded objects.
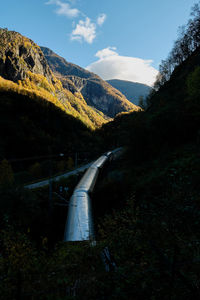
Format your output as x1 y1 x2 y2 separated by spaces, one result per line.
67 76 87 92
0 29 109 129
41 47 140 117
0 29 54 83
80 78 130 116
0 29 139 128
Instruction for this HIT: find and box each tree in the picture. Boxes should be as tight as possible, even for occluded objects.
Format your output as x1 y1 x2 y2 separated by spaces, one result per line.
154 2 200 90
67 157 74 170
0 159 14 186
138 96 145 109
29 162 42 179
56 160 67 172
187 66 200 100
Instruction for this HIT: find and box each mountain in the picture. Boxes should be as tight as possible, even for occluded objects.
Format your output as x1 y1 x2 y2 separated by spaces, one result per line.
106 79 152 105
41 47 140 117
0 29 109 129
2 6 200 299
0 29 105 164
95 43 200 300
0 89 98 162
102 46 200 152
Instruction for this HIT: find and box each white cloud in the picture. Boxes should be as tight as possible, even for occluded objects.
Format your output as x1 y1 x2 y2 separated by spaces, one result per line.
95 46 117 59
86 47 158 86
97 13 106 26
46 0 79 18
46 1 106 44
71 17 96 44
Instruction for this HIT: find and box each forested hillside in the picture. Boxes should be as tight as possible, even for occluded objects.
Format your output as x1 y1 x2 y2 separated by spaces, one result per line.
0 89 100 165
93 4 200 298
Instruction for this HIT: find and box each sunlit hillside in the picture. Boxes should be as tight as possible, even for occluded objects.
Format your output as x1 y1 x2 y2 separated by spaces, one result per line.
41 47 141 117
0 29 108 129
0 75 107 130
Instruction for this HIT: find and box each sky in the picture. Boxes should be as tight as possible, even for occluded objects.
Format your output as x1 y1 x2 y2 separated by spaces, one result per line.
0 0 198 86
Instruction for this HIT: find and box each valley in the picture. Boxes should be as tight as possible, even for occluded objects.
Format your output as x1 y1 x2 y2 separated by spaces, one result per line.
1 2 200 298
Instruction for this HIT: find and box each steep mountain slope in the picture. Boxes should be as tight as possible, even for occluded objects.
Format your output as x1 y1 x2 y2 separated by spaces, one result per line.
0 30 52 83
0 89 97 163
0 29 107 129
101 46 200 151
107 79 151 105
94 45 200 300
41 47 140 117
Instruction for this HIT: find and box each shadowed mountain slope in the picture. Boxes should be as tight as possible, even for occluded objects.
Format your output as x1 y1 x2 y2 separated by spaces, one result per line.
107 79 152 105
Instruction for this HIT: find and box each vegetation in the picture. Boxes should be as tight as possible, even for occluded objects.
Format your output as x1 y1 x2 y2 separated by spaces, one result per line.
0 74 107 130
90 3 200 298
0 88 103 178
41 46 140 117
155 1 200 89
0 29 108 129
0 159 14 186
1 3 200 298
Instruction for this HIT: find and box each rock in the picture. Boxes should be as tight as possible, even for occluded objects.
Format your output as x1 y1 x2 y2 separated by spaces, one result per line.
41 47 140 117
0 29 53 83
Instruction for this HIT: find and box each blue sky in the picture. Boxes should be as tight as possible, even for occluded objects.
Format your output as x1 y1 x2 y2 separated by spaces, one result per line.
0 0 198 85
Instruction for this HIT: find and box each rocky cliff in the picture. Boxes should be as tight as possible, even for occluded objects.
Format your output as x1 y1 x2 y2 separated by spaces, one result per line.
0 29 53 83
0 29 108 129
41 47 140 117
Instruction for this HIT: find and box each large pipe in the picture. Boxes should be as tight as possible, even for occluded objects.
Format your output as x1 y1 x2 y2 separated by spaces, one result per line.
64 190 94 241
64 149 122 242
